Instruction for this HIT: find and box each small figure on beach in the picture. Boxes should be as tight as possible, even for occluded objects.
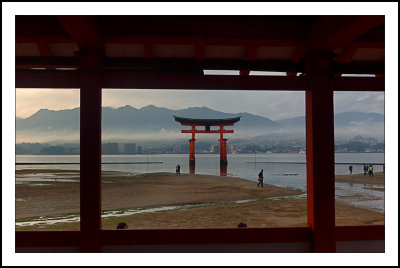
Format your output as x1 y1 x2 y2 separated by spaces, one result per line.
116 222 128 229
349 165 353 175
369 165 374 176
363 164 368 175
257 169 264 187
237 222 247 228
176 164 181 175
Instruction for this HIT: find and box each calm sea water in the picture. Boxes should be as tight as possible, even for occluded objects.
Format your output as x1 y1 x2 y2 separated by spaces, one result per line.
16 153 385 189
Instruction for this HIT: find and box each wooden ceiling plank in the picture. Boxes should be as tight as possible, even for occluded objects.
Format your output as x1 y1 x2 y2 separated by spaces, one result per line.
309 16 384 50
37 40 52 57
57 15 102 49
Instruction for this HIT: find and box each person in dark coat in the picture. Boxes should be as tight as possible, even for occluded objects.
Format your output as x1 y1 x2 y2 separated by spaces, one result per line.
257 169 264 187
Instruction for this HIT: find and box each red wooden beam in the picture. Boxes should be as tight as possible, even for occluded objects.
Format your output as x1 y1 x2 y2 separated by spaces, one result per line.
292 43 306 62
15 70 80 88
15 56 383 74
194 42 206 60
16 56 79 69
102 72 308 91
37 40 52 57
103 58 304 72
333 76 384 91
309 15 384 50
15 225 384 249
182 130 234 134
338 45 358 63
243 44 258 61
16 36 73 43
16 231 80 247
15 69 384 92
57 15 102 49
103 36 301 47
335 225 384 241
239 70 250 76
101 227 312 245
145 42 153 58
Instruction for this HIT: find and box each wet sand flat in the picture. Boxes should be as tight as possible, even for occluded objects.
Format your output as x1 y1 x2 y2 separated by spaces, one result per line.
15 170 384 230
335 172 384 185
16 170 301 219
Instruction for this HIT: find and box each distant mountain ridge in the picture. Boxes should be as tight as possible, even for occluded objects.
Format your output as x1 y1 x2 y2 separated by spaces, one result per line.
16 105 282 139
16 105 384 142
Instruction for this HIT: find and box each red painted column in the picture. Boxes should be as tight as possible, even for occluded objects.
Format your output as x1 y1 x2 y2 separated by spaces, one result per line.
189 139 196 164
78 49 103 252
219 138 228 164
305 51 336 252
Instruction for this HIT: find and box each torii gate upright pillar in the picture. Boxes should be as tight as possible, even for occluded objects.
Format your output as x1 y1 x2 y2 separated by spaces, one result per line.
219 138 228 164
189 138 196 164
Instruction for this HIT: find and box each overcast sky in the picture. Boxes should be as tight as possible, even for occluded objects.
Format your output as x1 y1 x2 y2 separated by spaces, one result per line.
15 87 385 121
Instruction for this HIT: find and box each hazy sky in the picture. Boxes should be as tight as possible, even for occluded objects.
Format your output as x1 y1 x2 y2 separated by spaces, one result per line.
15 88 385 121
14 69 385 121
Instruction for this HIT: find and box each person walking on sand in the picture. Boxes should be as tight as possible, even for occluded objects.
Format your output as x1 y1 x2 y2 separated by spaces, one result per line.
257 169 264 187
363 164 367 175
370 165 374 176
176 164 181 175
349 165 353 175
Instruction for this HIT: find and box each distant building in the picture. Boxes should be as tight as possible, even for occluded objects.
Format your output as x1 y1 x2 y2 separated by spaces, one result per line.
136 145 142 154
210 144 217 153
122 143 137 154
102 142 119 155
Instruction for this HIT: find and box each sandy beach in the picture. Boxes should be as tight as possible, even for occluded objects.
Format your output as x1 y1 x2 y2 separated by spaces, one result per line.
15 170 384 230
335 171 384 185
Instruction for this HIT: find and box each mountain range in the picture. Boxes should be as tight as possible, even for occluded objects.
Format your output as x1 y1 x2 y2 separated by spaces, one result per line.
16 105 384 143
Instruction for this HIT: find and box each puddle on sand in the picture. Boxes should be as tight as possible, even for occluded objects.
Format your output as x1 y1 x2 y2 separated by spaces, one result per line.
335 182 384 212
16 177 78 183
16 194 307 228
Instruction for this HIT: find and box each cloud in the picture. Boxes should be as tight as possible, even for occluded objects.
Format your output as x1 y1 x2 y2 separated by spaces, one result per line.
16 89 80 118
334 92 384 115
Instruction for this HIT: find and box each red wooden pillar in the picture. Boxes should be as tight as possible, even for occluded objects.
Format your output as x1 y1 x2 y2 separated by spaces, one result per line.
239 70 250 76
305 51 336 252
79 49 103 252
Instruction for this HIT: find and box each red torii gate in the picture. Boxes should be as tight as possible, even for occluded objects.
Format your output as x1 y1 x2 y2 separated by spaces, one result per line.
174 116 241 165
